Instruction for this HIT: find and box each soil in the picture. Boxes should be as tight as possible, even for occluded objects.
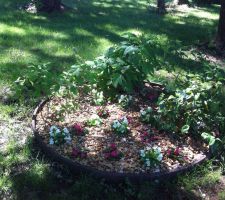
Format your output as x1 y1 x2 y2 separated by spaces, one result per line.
35 88 208 174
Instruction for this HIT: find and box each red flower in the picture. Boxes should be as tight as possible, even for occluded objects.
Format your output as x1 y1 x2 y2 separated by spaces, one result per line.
167 149 172 156
73 123 83 135
72 148 80 157
143 132 149 137
184 156 188 161
80 152 87 159
150 136 160 141
104 153 110 159
127 116 133 123
110 143 116 150
174 148 180 156
110 151 118 158
147 94 156 101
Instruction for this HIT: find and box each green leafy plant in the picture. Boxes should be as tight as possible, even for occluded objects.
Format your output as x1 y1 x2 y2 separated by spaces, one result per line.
156 74 225 135
111 116 129 135
140 107 153 123
96 33 163 95
65 33 166 98
140 146 163 168
14 63 57 99
91 89 105 106
86 114 103 127
97 107 110 118
201 132 223 154
118 94 133 109
49 126 71 145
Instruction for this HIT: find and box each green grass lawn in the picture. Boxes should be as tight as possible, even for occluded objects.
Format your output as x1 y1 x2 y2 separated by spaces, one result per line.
0 0 220 84
0 0 224 199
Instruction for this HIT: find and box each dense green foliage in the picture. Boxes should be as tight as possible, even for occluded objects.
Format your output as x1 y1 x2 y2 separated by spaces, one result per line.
157 72 225 135
0 1 224 199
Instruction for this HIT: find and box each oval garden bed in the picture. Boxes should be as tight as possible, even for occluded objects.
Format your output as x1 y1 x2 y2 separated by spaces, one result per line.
32 85 209 182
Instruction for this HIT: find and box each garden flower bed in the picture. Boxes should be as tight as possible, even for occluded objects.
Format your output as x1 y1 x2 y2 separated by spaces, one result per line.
33 84 209 180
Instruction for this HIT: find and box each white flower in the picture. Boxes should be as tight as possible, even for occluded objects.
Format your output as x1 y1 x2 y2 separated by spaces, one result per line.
153 146 161 152
146 159 151 167
91 114 99 119
64 135 72 144
112 120 120 128
147 107 152 112
140 150 145 157
146 146 151 151
50 125 58 132
49 138 54 145
49 131 54 137
56 129 61 134
122 117 128 125
50 126 60 136
63 128 70 135
157 153 163 161
140 110 146 116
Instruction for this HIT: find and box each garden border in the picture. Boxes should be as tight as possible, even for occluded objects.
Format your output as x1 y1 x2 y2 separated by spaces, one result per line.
32 98 208 183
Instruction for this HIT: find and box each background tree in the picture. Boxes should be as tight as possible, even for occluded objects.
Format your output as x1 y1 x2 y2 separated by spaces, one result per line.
216 0 225 49
157 0 166 14
177 0 189 4
37 0 62 12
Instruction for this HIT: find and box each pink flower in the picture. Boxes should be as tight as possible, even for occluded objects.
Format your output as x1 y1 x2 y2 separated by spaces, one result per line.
80 152 87 159
143 132 148 137
127 116 133 123
110 143 116 150
184 156 188 161
147 94 156 101
72 148 80 157
174 148 180 156
151 136 160 141
104 153 110 159
73 123 83 134
167 149 171 156
110 151 118 158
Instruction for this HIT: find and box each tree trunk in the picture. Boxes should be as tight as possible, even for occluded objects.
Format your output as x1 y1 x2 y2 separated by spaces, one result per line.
216 1 225 49
178 0 189 5
39 0 62 12
157 0 166 14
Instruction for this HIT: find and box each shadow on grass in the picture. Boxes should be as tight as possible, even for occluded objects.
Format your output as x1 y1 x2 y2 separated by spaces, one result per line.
6 137 203 200
0 0 220 84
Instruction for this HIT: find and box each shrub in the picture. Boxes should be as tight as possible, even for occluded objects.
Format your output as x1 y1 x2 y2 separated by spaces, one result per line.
14 63 57 99
155 71 225 136
65 33 166 98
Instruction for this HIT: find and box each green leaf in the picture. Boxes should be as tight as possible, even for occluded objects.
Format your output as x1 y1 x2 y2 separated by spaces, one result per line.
201 132 215 146
123 45 138 56
112 74 124 88
181 125 189 134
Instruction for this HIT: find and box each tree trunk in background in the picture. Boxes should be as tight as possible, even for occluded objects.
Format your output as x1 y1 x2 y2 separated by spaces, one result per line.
178 0 189 4
216 1 225 49
157 0 166 14
40 0 62 12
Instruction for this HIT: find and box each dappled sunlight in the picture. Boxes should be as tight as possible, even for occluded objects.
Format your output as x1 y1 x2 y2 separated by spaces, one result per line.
0 23 26 36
